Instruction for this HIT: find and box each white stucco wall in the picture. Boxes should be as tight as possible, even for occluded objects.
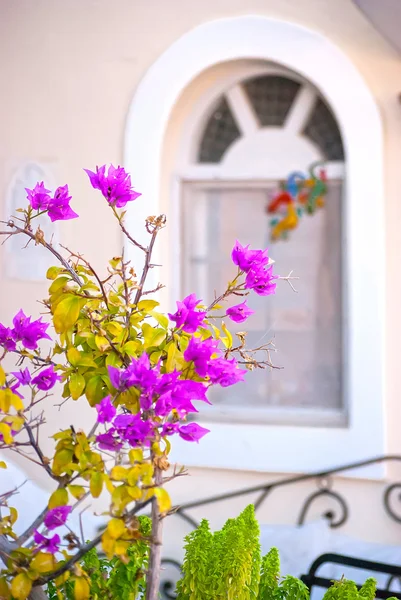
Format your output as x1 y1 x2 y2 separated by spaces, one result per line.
1 0 401 548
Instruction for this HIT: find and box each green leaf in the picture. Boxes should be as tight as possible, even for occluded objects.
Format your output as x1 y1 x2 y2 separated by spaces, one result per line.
85 376 105 406
90 472 103 498
123 340 141 356
67 347 81 367
149 310 169 329
69 373 86 400
68 485 86 500
137 299 159 312
142 323 166 349
48 487 68 509
53 295 86 334
11 573 32 600
49 276 70 294
31 551 55 573
46 266 62 280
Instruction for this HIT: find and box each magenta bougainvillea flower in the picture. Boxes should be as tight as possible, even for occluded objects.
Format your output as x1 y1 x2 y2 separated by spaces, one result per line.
226 300 255 323
168 294 206 334
245 265 277 296
84 164 141 208
11 309 51 350
0 325 16 352
26 182 78 221
47 185 79 222
11 368 31 386
33 530 60 554
95 396 116 424
25 182 51 211
177 423 210 442
207 357 246 387
44 505 72 531
184 336 219 377
31 365 61 391
96 431 123 452
231 240 269 273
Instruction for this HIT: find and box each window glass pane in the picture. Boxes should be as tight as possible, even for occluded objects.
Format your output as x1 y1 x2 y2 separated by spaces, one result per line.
181 182 343 415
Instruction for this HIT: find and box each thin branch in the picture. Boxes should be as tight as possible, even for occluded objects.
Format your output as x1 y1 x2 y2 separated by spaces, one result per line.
23 422 58 482
18 506 48 545
0 221 83 287
133 216 166 306
112 206 147 253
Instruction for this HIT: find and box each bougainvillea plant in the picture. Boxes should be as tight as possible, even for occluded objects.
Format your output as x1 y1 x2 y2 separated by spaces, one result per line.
0 164 285 600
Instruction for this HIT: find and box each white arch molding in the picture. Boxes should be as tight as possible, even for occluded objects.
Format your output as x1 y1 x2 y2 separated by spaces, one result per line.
124 16 385 474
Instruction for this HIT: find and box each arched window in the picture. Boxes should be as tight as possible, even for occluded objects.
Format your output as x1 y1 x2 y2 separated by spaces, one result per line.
180 70 345 427
124 16 385 473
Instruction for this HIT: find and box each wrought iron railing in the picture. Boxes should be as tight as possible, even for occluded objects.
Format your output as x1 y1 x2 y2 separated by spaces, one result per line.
159 455 401 599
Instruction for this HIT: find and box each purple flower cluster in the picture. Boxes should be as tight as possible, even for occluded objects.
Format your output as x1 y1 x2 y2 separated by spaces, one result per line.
168 294 206 333
183 337 245 387
26 182 78 222
84 164 141 208
0 310 51 352
96 353 215 450
232 240 277 296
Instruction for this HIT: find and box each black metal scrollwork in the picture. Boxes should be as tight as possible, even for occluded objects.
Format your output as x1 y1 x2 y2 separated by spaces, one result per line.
384 483 401 524
297 477 348 528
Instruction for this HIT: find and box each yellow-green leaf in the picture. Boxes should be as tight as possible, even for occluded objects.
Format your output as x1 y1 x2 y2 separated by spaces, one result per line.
95 335 110 352
149 310 169 329
142 324 166 349
69 373 86 400
11 573 32 600
221 321 233 349
0 423 13 445
46 266 62 280
107 518 126 539
9 507 18 525
90 472 103 498
166 343 184 372
0 576 10 599
73 577 90 600
110 466 128 482
48 487 68 509
153 487 172 514
137 299 159 312
68 485 86 500
9 391 24 411
31 552 55 573
53 295 86 334
123 341 141 357
85 376 105 406
128 448 143 464
67 347 81 367
0 390 11 413
0 366 5 387
49 276 70 295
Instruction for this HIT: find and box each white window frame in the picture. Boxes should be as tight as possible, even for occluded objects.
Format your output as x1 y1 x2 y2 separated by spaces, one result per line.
124 15 385 474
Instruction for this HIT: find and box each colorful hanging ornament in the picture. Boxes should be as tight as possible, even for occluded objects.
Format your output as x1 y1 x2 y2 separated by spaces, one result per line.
266 161 328 241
